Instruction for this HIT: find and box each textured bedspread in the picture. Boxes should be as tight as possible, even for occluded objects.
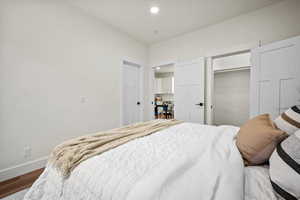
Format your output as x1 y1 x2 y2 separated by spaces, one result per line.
245 166 278 200
24 123 244 200
49 119 182 177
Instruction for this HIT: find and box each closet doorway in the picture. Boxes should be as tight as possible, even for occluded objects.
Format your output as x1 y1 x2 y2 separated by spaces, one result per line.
211 51 251 126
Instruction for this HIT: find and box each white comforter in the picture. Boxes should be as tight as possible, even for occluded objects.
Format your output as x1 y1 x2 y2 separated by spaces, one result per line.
244 166 278 200
24 123 244 200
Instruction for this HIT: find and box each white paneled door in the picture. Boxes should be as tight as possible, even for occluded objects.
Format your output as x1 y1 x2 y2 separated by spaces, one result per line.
122 62 141 125
174 58 205 123
250 36 300 119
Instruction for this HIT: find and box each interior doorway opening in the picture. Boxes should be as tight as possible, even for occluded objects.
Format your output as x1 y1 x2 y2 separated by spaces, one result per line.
152 64 175 119
211 51 251 126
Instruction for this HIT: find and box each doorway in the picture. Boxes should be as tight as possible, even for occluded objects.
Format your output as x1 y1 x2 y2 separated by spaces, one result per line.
152 64 175 119
151 58 206 124
121 60 143 125
211 51 251 126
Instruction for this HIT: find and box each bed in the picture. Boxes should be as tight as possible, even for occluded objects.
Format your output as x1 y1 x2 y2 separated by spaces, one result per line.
245 166 278 200
24 122 277 200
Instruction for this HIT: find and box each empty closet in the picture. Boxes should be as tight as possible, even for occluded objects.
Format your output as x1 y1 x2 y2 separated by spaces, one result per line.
212 52 251 126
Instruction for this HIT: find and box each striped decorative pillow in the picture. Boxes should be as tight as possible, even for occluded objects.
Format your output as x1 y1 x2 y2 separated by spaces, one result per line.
274 106 300 135
269 130 300 200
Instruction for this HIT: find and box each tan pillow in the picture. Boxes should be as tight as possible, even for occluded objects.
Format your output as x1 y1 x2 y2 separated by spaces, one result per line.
236 114 287 165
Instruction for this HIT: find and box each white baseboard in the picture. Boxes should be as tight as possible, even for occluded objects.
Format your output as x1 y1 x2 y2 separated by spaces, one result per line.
0 156 48 182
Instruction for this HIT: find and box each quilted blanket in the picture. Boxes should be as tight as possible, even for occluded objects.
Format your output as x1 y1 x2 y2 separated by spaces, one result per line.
49 119 182 177
24 123 244 200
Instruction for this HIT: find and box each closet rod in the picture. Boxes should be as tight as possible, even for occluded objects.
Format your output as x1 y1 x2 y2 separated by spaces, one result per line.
214 66 250 74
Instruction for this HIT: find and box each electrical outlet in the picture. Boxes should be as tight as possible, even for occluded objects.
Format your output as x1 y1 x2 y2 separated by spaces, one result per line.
24 146 32 159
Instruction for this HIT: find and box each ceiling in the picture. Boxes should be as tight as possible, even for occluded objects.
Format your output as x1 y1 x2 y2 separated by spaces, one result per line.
67 0 283 44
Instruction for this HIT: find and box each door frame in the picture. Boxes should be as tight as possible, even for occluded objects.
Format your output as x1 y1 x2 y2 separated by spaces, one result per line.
120 58 144 126
206 49 251 125
150 61 176 120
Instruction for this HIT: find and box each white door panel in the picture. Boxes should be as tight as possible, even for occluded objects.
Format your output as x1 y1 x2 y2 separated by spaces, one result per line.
280 78 299 109
174 58 205 123
259 81 279 118
260 45 298 80
175 61 204 86
122 64 141 125
189 85 205 123
174 86 189 121
250 36 300 118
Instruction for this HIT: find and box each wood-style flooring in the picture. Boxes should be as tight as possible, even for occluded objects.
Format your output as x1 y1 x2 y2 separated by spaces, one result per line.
0 168 44 199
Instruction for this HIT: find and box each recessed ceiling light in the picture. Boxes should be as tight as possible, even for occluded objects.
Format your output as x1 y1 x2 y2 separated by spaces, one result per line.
150 6 160 14
156 67 161 70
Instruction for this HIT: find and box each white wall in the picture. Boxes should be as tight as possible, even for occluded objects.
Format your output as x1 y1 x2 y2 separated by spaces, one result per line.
213 69 250 126
149 0 300 65
2 0 300 181
0 0 148 181
149 0 300 123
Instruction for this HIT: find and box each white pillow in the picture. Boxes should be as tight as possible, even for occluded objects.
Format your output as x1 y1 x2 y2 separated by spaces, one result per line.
269 130 300 200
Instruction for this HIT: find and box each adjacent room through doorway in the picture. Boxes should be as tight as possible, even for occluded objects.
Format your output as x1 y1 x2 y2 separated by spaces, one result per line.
153 64 175 119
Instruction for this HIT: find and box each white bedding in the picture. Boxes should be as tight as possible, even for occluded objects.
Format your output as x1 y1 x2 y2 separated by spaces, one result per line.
244 166 278 200
24 123 244 200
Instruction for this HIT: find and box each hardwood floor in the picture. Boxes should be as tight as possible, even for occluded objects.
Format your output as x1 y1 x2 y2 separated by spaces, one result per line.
0 168 44 199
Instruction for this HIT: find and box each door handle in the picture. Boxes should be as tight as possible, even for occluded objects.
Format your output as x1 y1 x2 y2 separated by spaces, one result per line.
137 101 141 105
195 103 204 107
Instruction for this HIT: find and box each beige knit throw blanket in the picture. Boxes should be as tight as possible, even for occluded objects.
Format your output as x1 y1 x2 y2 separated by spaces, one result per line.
49 119 182 177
